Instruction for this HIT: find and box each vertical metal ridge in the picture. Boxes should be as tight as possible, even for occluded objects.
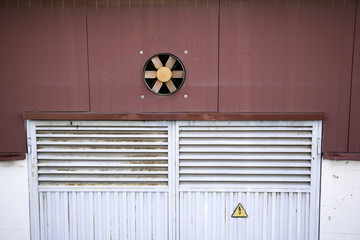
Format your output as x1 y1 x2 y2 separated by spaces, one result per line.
347 0 358 152
217 0 220 112
121 192 127 240
85 0 92 112
39 193 45 240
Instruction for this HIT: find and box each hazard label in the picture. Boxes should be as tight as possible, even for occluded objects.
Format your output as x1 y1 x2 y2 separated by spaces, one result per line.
231 203 248 218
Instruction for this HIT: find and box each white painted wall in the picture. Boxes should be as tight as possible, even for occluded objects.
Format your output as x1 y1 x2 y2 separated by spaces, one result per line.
0 159 30 240
320 159 360 240
1 157 360 240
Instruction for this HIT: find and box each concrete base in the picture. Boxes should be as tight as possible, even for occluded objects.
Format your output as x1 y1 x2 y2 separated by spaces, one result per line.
0 159 30 240
320 160 360 240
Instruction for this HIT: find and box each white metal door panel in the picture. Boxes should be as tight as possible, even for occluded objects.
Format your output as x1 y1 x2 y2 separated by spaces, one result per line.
28 121 175 240
179 191 310 240
175 121 322 240
28 120 321 240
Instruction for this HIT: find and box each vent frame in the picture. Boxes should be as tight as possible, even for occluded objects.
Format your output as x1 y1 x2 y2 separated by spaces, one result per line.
30 121 171 189
143 53 186 96
176 120 322 192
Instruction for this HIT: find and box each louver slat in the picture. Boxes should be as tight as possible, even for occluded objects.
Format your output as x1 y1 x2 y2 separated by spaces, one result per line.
178 124 314 190
37 162 168 167
180 146 311 153
35 125 169 187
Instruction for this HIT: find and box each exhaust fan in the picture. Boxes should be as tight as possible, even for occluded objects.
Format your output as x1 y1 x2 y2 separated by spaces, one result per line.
143 53 185 95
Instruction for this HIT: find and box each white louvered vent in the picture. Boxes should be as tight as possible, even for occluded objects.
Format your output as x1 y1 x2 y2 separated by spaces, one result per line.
178 122 315 190
35 123 169 187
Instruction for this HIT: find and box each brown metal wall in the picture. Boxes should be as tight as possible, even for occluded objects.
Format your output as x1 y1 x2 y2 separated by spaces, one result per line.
349 1 360 152
0 0 359 156
87 0 219 112
0 0 89 152
219 0 356 152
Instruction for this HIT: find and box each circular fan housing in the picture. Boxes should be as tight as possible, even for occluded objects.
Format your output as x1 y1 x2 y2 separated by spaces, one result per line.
143 53 186 95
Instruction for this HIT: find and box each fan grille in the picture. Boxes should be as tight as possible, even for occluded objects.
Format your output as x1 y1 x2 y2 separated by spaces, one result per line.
143 53 185 95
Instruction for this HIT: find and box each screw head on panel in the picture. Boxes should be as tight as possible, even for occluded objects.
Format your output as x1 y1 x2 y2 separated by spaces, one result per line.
139 50 144 55
184 50 189 54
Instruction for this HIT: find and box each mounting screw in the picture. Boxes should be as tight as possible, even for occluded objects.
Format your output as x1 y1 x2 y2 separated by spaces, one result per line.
139 50 144 55
184 50 189 54
184 94 188 99
140 95 145 99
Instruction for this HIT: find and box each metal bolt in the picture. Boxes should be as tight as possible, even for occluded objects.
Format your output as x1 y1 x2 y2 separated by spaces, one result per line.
184 50 189 54
139 50 144 55
141 95 145 99
184 94 188 99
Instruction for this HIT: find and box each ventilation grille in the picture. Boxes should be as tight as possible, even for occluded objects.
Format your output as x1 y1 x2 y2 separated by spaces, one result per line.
178 124 314 189
35 124 169 187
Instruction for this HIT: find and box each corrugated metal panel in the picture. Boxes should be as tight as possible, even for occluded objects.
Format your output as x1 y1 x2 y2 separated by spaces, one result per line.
87 0 219 112
178 123 313 189
219 0 356 152
1 0 358 155
35 124 169 187
179 191 310 240
38 191 169 240
0 0 89 153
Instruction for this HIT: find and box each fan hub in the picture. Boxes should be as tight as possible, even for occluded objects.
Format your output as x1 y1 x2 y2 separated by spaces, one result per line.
156 67 172 83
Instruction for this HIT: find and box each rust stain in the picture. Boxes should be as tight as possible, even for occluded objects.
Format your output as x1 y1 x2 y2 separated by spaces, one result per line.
56 168 77 172
58 182 166 187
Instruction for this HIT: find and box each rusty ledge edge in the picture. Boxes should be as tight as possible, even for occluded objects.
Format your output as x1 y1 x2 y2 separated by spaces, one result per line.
22 112 326 121
323 153 360 161
0 153 26 161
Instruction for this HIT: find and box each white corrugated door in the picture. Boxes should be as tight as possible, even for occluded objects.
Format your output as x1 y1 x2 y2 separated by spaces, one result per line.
27 121 176 240
176 121 321 240
28 120 321 240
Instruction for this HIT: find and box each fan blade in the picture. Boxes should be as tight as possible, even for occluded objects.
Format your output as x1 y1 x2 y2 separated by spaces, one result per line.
152 80 163 93
166 80 177 93
151 56 163 69
145 71 157 78
172 70 184 78
165 56 176 69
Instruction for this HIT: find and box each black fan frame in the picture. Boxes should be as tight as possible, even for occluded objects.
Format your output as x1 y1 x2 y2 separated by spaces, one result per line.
143 53 186 96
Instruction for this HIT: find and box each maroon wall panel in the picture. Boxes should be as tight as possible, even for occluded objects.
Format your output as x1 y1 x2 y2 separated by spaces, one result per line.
349 2 360 152
87 0 218 112
0 0 89 153
219 0 356 152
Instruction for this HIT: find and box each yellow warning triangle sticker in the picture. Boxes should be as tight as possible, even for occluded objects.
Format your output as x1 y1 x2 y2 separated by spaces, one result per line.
231 203 248 218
